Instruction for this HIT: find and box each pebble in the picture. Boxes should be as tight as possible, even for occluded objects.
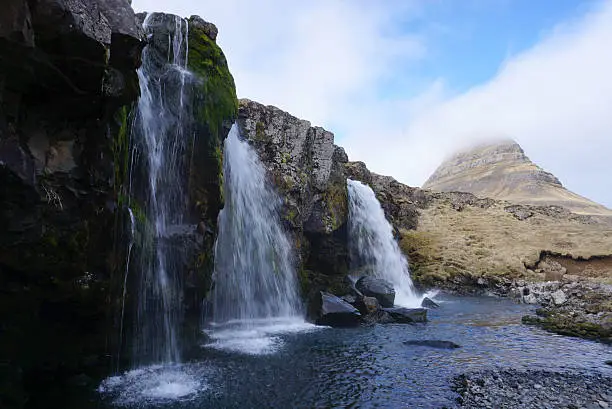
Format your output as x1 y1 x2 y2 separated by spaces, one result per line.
453 369 612 409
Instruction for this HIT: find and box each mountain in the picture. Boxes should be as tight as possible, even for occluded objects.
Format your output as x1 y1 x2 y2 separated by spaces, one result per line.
422 139 612 216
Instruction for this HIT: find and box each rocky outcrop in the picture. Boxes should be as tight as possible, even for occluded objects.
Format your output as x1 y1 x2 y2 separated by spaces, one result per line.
237 99 351 303
0 4 238 406
423 139 612 216
0 0 143 406
517 281 612 343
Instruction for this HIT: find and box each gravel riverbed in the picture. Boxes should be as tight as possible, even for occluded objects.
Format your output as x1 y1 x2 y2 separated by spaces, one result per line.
453 369 612 409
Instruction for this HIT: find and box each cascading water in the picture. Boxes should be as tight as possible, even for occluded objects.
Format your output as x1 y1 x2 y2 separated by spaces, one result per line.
130 13 191 366
205 124 313 354
347 179 422 307
100 14 205 405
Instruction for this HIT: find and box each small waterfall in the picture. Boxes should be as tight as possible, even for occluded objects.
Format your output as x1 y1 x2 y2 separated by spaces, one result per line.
130 13 192 366
100 14 203 403
347 179 421 307
118 208 136 369
206 124 310 354
212 124 301 322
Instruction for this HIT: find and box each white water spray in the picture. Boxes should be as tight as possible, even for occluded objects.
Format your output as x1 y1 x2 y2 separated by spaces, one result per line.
347 179 422 307
206 124 314 354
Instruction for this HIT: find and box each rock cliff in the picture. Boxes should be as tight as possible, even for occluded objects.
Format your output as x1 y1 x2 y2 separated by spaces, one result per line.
0 3 237 406
1 0 143 405
423 139 612 216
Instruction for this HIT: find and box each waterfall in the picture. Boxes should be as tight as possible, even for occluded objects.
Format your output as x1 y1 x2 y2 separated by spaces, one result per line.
347 179 421 307
205 124 311 355
212 124 301 322
129 13 192 366
118 208 136 370
99 14 204 404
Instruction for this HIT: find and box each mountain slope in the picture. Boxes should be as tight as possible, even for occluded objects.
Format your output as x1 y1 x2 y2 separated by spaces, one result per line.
423 140 612 216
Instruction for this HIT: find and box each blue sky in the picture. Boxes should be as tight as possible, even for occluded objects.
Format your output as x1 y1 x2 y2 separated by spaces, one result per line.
390 0 595 93
133 0 612 208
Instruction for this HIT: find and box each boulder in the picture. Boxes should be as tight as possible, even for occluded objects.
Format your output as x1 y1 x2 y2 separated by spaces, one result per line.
382 307 427 323
355 296 380 316
355 276 395 307
551 289 567 306
403 340 460 349
314 292 361 327
421 297 439 309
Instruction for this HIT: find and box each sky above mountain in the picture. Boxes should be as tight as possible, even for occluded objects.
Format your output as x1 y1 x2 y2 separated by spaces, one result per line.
133 0 612 208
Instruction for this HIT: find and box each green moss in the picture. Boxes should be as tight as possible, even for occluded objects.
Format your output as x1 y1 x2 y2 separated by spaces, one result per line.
187 21 238 141
323 183 348 231
522 313 612 342
281 152 290 164
112 105 131 195
255 121 267 141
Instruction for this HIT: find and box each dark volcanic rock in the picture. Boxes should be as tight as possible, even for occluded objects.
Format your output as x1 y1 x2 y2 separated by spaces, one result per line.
382 307 427 323
0 3 236 407
403 340 460 349
315 292 361 327
355 276 396 307
0 0 35 46
421 296 440 309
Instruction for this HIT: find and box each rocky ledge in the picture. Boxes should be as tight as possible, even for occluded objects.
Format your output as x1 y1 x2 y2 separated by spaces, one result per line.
453 369 612 409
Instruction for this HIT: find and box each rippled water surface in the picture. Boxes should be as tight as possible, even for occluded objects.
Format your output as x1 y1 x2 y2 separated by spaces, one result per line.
99 295 612 408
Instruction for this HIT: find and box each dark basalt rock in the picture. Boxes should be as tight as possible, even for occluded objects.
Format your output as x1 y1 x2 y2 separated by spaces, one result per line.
0 2 236 407
382 307 427 323
0 0 35 46
403 340 460 349
315 292 361 327
355 276 396 308
421 297 439 309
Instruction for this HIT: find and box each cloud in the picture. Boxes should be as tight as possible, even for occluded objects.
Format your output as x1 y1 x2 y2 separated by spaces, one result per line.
344 0 612 207
132 0 612 208
132 0 425 126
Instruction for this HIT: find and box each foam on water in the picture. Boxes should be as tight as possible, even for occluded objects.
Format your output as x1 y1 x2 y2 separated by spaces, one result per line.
99 364 208 407
204 318 320 355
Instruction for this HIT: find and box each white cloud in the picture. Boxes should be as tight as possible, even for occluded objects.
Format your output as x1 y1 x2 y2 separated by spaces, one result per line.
344 0 612 208
132 0 612 208
132 0 424 126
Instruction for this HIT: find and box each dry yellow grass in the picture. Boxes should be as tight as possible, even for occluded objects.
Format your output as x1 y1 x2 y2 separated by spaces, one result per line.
400 200 612 286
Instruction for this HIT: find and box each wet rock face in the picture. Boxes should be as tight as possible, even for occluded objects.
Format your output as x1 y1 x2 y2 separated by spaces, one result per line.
0 0 143 406
237 99 351 301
